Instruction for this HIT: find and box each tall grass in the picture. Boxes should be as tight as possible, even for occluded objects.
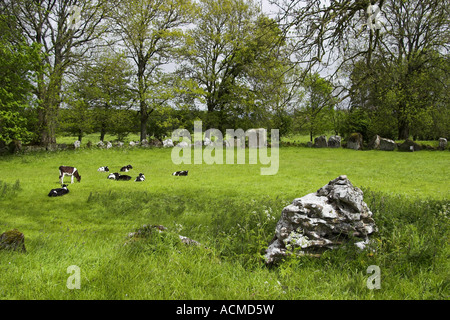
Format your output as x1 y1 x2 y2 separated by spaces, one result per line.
0 147 448 299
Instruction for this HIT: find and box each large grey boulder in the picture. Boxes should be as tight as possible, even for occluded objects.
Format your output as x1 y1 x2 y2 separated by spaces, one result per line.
398 139 421 152
265 175 377 264
314 135 328 148
163 139 174 148
369 135 381 150
247 128 267 148
328 135 341 148
346 133 363 150
379 138 396 151
176 141 191 148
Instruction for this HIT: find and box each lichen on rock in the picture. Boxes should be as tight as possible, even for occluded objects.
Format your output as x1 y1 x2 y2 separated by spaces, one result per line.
265 175 377 264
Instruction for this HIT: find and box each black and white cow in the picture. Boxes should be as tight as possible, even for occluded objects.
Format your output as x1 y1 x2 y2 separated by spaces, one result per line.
97 166 109 172
120 165 133 172
48 184 69 197
172 170 188 176
107 172 120 180
117 174 132 181
108 172 131 181
59 166 81 184
134 173 145 182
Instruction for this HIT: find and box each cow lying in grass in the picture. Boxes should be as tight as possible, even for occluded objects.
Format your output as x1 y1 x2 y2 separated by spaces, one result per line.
48 184 69 197
135 173 145 182
59 166 81 184
120 165 133 172
107 172 131 181
172 170 188 176
97 166 109 172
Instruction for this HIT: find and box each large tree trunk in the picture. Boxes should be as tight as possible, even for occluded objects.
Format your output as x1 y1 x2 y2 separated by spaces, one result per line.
140 100 148 142
100 123 106 142
398 121 410 140
38 98 58 147
397 101 410 140
38 59 64 147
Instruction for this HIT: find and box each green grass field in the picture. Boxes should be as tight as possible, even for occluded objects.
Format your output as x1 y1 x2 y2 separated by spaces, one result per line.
0 145 449 299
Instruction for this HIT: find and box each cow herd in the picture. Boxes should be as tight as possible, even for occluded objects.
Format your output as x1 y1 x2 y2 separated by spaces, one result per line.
48 165 188 197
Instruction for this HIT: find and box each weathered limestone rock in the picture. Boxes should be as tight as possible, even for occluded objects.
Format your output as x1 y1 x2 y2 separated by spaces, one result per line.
204 137 212 146
176 141 191 148
328 135 341 148
163 139 174 148
439 138 447 150
314 135 328 148
97 141 105 148
265 175 377 264
398 139 421 152
369 135 381 149
247 128 267 148
379 138 396 151
141 139 149 147
106 141 113 149
148 138 162 147
74 140 81 149
346 133 363 150
0 229 26 253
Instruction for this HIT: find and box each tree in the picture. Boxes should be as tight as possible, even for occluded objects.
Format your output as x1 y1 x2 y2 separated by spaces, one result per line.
1 0 110 146
178 0 289 132
63 51 134 141
273 0 449 139
294 72 335 141
0 14 43 144
111 0 195 142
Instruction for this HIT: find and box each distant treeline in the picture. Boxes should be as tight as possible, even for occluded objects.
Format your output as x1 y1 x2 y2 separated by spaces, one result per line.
0 0 448 147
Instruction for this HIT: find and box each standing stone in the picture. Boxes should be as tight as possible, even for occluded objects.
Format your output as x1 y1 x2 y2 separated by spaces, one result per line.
327 135 341 148
176 141 190 148
265 175 377 264
148 139 162 147
74 140 81 149
369 135 381 150
379 138 396 151
0 229 26 253
204 137 212 146
314 135 328 148
398 139 421 152
163 139 174 148
439 138 447 150
247 128 267 148
141 139 149 147
346 133 363 150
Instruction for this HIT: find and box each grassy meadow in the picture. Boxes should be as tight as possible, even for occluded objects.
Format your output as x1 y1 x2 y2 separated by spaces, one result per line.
0 143 449 299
